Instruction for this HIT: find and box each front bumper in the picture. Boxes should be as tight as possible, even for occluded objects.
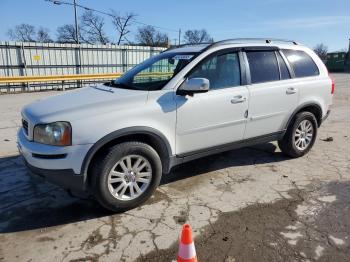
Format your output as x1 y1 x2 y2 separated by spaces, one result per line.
25 160 85 192
18 128 92 192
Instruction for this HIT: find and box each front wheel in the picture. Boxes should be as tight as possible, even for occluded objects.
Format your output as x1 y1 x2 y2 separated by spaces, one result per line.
91 141 162 212
278 111 318 158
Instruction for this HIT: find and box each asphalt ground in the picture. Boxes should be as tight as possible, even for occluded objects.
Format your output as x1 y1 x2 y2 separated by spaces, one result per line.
0 73 349 262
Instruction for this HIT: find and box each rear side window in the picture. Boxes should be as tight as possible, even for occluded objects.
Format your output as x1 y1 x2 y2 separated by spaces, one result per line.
246 51 279 84
276 51 291 80
282 49 319 78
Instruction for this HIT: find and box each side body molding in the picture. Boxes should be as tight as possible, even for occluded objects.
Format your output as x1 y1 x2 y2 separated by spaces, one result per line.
80 126 173 188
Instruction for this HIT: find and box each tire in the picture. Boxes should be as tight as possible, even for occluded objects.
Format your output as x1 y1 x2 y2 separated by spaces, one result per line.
278 111 318 158
91 141 162 212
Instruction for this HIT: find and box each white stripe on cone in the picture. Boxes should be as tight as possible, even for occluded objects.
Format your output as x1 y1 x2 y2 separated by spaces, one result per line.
178 242 196 260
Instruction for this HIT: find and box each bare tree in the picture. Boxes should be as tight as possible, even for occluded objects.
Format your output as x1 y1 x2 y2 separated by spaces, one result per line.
80 10 109 44
56 24 76 43
135 25 168 47
37 27 53 43
7 23 36 42
111 10 136 45
314 43 328 61
56 24 83 43
183 29 213 44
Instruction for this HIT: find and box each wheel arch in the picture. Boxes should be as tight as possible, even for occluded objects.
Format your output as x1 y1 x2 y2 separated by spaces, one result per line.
81 127 173 189
285 102 323 130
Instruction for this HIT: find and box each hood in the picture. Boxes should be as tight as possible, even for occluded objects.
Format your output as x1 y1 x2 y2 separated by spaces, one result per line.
23 84 148 123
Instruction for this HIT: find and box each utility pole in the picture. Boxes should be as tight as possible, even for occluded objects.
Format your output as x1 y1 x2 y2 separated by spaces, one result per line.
50 0 79 44
178 28 181 46
73 0 79 44
73 0 81 83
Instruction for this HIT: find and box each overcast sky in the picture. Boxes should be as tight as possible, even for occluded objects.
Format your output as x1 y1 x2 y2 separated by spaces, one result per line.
0 0 349 51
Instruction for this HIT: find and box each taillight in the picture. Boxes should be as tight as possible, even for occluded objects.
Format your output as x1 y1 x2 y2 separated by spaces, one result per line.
329 73 335 94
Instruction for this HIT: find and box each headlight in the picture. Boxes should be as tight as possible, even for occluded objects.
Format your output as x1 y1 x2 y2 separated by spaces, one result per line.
33 122 72 146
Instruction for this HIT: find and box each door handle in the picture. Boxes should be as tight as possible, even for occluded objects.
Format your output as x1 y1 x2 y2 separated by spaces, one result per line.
286 87 297 94
231 95 246 104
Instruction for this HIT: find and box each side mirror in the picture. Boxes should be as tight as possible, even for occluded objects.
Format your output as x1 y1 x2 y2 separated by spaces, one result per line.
177 78 210 96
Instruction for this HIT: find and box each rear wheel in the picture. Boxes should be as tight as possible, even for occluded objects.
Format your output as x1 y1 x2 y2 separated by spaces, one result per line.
91 141 162 212
278 111 318 158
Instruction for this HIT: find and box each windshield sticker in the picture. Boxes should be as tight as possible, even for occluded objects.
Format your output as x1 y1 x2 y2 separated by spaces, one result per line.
173 55 193 60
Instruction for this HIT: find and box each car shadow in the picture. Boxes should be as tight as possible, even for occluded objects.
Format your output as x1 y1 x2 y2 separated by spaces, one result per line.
0 142 288 233
160 142 286 186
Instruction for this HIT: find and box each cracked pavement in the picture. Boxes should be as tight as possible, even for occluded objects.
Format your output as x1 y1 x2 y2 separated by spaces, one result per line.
0 74 349 262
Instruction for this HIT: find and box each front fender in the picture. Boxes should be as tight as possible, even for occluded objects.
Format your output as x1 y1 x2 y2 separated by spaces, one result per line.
80 126 173 187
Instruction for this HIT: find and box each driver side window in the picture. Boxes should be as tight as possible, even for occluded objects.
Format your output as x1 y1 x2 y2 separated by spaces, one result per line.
188 52 241 90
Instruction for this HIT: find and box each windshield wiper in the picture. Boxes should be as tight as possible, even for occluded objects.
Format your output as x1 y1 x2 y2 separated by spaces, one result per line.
108 81 134 89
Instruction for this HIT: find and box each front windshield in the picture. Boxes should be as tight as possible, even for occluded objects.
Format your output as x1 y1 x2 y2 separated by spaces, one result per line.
111 52 197 91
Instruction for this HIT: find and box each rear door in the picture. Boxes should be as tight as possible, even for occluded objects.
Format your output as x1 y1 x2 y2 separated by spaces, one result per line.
243 49 298 138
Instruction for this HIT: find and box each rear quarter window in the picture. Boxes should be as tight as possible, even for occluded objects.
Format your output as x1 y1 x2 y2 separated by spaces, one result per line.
282 49 319 78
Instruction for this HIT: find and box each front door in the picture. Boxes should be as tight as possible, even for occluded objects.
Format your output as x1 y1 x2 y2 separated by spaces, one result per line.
175 51 249 154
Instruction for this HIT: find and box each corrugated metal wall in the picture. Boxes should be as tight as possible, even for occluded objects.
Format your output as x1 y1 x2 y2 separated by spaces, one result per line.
0 41 165 92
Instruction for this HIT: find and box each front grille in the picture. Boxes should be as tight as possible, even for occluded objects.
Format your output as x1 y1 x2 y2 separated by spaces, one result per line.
22 119 28 135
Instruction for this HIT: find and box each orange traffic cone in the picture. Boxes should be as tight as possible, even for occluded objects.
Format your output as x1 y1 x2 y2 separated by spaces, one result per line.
177 224 198 262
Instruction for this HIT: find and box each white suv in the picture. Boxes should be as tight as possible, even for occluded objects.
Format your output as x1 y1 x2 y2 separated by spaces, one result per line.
18 39 334 211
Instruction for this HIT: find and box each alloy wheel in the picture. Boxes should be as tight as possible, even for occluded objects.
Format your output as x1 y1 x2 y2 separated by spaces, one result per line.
107 154 152 201
294 119 314 151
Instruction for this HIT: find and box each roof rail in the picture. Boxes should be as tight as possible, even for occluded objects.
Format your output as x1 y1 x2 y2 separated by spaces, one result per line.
163 38 299 53
205 38 299 50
